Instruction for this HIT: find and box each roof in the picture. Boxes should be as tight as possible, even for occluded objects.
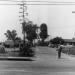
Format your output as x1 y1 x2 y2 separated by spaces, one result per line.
64 39 75 43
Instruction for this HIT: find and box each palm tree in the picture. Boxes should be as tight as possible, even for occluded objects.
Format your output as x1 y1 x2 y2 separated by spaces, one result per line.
5 30 17 50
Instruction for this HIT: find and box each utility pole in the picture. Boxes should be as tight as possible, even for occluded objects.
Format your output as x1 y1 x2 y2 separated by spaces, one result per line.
19 0 28 44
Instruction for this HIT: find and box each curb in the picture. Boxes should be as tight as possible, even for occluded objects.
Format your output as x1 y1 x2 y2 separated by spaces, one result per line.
0 57 35 61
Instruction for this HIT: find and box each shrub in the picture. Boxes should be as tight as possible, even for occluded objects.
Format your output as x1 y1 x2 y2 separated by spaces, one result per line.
38 41 49 46
19 42 35 57
0 45 5 53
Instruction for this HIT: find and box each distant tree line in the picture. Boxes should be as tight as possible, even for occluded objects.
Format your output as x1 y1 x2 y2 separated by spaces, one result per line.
50 37 65 47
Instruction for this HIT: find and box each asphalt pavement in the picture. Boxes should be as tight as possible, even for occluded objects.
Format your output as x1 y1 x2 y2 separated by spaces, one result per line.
0 46 75 75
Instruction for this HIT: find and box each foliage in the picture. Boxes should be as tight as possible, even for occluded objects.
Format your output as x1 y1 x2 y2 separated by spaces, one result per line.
25 21 37 44
22 22 27 34
39 23 48 43
19 42 35 57
5 30 18 49
15 37 22 42
5 30 17 41
20 21 36 57
50 37 64 45
21 21 37 45
22 22 27 43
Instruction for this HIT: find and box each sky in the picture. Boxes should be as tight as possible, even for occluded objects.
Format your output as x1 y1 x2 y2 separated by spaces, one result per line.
0 0 75 41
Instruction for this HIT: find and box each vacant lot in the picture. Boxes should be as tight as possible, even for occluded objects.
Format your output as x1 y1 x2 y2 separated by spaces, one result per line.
62 46 75 55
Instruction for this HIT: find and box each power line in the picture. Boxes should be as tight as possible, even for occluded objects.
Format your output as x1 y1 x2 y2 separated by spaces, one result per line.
0 3 20 6
1 0 75 3
0 4 75 5
20 4 75 5
0 0 75 5
14 1 75 3
0 0 75 3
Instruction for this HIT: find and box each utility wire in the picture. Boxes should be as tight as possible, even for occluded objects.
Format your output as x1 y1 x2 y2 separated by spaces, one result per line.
0 0 75 5
19 3 75 5
12 1 75 3
0 4 75 5
1 0 75 3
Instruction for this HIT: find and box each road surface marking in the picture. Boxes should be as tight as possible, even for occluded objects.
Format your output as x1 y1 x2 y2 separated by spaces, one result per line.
0 70 75 75
0 70 25 72
0 70 48 74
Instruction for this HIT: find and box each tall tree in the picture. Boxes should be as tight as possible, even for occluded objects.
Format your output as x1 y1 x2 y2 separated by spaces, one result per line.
39 23 48 43
25 21 37 45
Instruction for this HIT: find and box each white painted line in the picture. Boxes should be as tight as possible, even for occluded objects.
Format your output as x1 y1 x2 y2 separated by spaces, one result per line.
0 70 25 72
0 70 43 73
0 70 75 74
0 70 34 73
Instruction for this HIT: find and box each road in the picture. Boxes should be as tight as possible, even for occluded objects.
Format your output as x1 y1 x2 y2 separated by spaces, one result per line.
0 47 75 75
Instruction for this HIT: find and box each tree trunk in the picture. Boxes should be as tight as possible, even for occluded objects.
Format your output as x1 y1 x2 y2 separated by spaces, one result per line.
42 39 44 44
13 40 15 56
33 39 35 46
23 33 25 44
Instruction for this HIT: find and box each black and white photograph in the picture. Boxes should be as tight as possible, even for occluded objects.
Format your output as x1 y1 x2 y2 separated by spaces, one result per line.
0 0 75 75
